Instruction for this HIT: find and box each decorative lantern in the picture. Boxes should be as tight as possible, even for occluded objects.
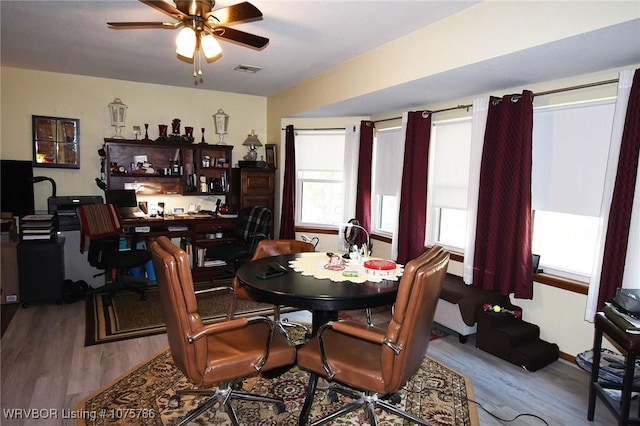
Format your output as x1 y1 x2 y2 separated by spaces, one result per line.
108 98 127 139
213 108 229 144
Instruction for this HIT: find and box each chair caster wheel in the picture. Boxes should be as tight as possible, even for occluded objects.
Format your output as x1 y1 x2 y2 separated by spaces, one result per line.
274 402 286 414
231 379 243 390
168 395 181 409
328 390 339 403
388 392 401 404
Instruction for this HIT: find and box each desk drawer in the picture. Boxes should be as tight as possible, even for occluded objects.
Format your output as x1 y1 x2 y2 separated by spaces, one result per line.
195 221 235 233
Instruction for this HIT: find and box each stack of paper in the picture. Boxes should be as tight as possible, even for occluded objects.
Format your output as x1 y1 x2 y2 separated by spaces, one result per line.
203 260 227 267
21 214 56 241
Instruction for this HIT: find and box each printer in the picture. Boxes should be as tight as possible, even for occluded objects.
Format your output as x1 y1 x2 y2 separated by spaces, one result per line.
48 196 103 231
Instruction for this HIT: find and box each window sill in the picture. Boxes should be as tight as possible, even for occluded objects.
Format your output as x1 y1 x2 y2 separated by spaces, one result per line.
295 227 590 296
446 252 588 295
533 272 589 294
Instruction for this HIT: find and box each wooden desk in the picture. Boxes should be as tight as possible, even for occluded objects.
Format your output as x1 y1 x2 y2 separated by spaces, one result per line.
236 253 399 334
122 214 237 282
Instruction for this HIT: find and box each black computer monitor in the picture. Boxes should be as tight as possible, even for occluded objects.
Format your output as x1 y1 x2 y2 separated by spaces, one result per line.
105 189 137 207
1 160 35 216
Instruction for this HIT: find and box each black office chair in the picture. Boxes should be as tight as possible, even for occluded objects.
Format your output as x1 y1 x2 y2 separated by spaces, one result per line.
205 206 271 271
77 203 151 306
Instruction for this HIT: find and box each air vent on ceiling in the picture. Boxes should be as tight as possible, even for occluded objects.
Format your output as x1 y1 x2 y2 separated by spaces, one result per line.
234 64 262 74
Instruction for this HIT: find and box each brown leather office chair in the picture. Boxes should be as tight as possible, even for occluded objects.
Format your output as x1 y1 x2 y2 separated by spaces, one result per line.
296 245 449 426
150 236 297 426
233 239 315 339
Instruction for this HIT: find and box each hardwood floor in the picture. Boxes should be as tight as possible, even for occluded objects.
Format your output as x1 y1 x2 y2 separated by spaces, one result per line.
1 302 618 425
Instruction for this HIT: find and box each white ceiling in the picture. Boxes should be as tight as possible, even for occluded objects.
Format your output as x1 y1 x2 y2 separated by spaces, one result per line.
2 1 639 118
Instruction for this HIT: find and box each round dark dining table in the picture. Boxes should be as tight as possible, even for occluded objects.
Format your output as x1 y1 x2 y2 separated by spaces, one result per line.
235 252 399 334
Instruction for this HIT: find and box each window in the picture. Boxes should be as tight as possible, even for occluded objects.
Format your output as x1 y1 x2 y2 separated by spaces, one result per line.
424 99 615 281
372 128 403 234
426 118 472 250
295 130 346 226
531 99 615 279
532 210 600 279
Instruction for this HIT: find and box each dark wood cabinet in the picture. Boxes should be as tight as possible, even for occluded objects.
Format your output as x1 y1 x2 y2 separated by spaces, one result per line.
229 168 276 236
230 168 275 212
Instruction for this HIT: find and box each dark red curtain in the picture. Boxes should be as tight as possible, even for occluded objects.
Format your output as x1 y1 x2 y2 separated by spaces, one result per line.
396 111 431 264
472 91 533 298
279 125 296 239
597 69 640 309
355 121 374 245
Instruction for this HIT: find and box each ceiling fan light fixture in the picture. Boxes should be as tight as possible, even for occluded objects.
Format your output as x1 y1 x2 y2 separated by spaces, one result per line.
176 26 196 58
201 33 222 59
108 0 269 79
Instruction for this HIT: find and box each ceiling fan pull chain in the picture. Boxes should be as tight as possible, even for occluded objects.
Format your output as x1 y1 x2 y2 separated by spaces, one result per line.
193 55 197 78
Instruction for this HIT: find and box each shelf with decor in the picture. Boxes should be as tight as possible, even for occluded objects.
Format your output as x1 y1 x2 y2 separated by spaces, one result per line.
104 139 233 196
190 217 237 281
191 144 233 196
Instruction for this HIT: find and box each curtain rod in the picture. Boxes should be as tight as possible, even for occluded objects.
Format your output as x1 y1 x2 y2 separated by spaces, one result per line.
282 77 620 130
281 127 346 131
374 104 472 124
375 78 619 123
533 78 618 97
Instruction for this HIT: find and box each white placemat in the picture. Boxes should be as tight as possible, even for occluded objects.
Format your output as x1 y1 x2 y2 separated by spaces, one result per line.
288 253 404 283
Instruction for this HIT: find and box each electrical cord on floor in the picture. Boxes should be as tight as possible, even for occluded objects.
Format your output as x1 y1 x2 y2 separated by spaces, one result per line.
415 386 550 425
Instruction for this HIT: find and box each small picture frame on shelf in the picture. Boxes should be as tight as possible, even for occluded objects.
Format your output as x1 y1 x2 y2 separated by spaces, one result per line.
265 144 277 169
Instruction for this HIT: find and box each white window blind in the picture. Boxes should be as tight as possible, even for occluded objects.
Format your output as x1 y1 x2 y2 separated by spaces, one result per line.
532 99 615 217
373 128 403 197
431 118 472 209
294 130 346 226
295 131 345 171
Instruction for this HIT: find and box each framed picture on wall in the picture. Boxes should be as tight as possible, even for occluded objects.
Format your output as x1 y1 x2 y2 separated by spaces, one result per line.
265 144 277 169
32 115 80 169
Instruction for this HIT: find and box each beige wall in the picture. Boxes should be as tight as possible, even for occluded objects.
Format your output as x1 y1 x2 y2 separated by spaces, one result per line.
1 67 267 212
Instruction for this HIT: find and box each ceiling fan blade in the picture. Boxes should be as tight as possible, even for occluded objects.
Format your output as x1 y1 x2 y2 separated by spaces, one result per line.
208 2 263 25
140 0 187 20
108 21 178 29
215 26 269 49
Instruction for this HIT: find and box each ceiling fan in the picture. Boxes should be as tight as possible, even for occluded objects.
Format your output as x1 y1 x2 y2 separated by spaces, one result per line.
108 0 269 77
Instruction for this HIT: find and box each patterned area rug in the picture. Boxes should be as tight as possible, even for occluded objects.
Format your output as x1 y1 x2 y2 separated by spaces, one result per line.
85 282 296 346
77 345 478 426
